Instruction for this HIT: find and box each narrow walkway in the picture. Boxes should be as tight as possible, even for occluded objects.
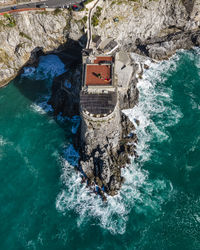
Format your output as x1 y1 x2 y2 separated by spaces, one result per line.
86 0 100 50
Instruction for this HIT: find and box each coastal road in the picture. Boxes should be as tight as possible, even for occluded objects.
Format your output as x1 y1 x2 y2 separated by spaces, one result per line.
0 0 83 12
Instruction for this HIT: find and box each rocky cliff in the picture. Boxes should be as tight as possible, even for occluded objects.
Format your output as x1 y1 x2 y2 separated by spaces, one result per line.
1 0 200 197
1 0 200 87
0 9 85 87
49 51 140 197
91 0 200 46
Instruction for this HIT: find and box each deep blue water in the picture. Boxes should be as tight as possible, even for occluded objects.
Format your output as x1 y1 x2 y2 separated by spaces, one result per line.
0 51 200 250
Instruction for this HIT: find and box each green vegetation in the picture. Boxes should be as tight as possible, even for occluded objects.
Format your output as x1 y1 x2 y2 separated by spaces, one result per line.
54 8 62 15
19 32 32 41
3 13 16 27
111 0 140 4
0 48 10 66
0 20 4 26
83 0 94 6
91 6 102 27
82 16 88 25
39 10 48 14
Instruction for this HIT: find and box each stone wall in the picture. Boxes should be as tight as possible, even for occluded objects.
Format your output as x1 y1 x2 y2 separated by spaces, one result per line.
80 97 121 152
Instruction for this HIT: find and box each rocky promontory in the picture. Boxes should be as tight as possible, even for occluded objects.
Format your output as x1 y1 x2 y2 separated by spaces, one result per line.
49 52 140 197
1 0 200 196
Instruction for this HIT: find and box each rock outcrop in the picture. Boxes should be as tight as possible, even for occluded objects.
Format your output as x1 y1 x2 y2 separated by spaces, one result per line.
0 9 84 87
134 29 200 60
49 52 140 197
1 0 200 87
1 0 200 196
91 0 200 48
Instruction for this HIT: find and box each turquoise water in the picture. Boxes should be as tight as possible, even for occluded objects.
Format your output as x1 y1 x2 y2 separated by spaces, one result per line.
0 50 200 249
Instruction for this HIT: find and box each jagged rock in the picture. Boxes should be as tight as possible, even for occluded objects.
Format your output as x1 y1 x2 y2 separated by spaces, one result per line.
134 29 200 60
2 0 200 197
0 9 84 87
1 0 200 87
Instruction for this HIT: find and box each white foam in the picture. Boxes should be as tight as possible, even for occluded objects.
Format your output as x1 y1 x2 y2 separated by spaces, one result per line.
55 54 186 234
71 116 81 134
56 146 172 234
30 95 53 115
56 114 81 134
21 55 66 82
124 54 183 162
22 67 36 78
0 135 8 146
27 55 67 115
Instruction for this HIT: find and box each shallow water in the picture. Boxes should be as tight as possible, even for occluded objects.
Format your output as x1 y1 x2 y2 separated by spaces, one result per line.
0 51 200 249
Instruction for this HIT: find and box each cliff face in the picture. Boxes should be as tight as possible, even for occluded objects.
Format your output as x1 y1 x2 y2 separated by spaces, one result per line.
0 10 80 87
92 0 200 45
1 1 200 87
88 0 200 60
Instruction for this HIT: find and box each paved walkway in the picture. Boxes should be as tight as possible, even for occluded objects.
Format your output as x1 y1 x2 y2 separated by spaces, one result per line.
0 0 82 13
86 0 100 49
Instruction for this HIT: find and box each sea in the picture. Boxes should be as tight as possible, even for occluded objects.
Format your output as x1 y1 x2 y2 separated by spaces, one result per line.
0 49 200 250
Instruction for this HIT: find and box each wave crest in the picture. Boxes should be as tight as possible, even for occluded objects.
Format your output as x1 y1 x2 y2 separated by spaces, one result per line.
55 54 183 234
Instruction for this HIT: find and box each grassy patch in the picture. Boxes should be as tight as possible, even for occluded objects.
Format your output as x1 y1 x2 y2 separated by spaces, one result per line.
3 13 16 27
19 32 32 41
0 48 10 65
39 10 48 14
0 20 4 26
54 8 62 15
82 15 87 25
91 6 102 27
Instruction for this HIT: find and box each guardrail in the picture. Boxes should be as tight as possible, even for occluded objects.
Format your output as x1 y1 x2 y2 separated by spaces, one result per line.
0 7 45 14
0 0 45 7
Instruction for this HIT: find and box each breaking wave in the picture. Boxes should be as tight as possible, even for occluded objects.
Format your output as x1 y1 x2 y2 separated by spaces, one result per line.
24 54 81 135
0 135 8 146
21 55 67 118
30 95 53 115
21 54 66 82
124 53 183 162
55 54 183 234
22 54 66 115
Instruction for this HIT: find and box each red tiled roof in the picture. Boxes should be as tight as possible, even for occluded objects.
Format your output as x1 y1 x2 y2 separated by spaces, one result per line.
86 65 111 86
94 56 113 64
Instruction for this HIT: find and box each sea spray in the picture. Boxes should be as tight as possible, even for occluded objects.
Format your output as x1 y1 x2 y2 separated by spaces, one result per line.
124 52 183 162
55 55 183 235
21 55 66 82
1 49 200 248
21 51 189 235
